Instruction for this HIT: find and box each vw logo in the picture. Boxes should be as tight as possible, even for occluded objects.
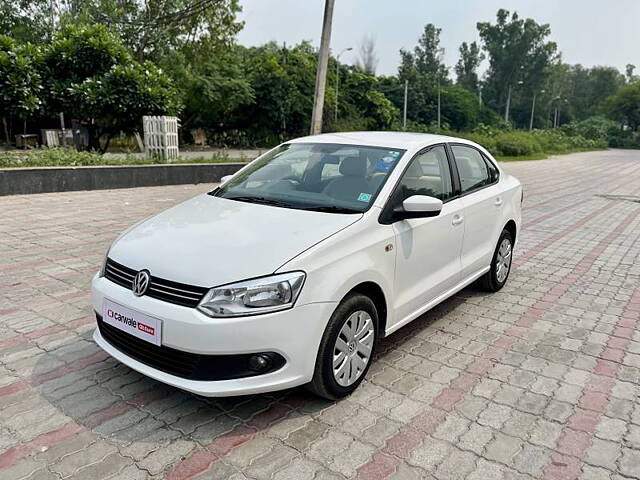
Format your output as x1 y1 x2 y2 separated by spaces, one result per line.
132 270 151 297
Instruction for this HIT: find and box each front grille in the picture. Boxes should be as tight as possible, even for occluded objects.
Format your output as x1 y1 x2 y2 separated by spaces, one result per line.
104 258 209 308
96 314 285 381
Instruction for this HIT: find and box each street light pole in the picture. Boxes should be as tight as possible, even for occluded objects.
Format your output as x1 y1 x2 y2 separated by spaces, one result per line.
403 79 408 130
505 66 524 126
310 0 335 135
437 48 444 130
437 76 441 129
335 47 353 123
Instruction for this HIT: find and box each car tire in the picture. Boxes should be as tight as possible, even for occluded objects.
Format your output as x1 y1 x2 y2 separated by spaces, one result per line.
307 293 378 400
479 228 514 292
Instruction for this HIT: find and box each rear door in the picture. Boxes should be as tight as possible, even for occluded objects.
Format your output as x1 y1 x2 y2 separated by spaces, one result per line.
449 144 503 279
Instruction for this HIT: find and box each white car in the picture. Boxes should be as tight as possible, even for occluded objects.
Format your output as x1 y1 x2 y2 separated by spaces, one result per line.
92 132 522 399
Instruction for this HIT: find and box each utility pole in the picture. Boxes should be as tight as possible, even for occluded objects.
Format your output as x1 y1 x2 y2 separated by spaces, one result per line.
310 0 335 135
335 47 353 123
504 85 512 125
529 92 536 131
529 90 544 132
403 79 408 130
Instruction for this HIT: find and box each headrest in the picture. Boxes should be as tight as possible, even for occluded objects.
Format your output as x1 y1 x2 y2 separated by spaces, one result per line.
249 163 292 181
339 156 367 177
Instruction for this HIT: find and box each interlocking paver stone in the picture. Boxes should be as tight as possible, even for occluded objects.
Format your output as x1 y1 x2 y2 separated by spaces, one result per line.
1 150 639 479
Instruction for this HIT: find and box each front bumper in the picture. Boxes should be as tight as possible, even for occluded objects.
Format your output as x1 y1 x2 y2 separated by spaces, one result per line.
91 274 336 396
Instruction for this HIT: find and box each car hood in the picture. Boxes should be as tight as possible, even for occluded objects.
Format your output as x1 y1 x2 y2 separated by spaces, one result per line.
108 194 361 287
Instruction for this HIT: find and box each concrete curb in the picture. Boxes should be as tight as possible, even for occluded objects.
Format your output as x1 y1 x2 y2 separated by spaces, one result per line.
0 162 246 196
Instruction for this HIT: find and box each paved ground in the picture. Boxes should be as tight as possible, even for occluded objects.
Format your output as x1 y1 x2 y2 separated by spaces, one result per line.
1 149 640 480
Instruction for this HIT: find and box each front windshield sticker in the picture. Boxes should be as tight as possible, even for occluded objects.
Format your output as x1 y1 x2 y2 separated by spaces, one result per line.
374 156 397 172
357 193 372 202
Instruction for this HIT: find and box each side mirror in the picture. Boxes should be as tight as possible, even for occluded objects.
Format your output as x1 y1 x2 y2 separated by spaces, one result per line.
393 195 443 221
220 175 233 184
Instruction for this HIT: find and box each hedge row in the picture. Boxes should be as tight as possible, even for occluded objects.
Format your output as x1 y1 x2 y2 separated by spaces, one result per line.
456 128 607 158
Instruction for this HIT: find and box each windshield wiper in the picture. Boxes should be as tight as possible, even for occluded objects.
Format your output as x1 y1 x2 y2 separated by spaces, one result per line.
225 195 293 208
302 205 361 214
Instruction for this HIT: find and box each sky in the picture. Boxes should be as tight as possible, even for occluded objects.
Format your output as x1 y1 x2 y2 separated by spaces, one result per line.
237 0 639 77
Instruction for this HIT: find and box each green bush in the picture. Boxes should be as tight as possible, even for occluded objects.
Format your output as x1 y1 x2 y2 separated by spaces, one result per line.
0 148 232 168
459 132 498 154
607 129 640 148
495 131 542 156
562 116 618 141
455 128 606 158
331 115 372 132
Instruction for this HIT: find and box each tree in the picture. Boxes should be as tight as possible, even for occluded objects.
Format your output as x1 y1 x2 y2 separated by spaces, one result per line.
0 0 53 43
0 36 41 143
441 86 479 130
625 64 638 84
1 0 243 65
477 9 557 124
163 43 253 133
339 71 398 129
605 82 640 131
39 24 180 151
395 24 449 127
413 24 448 79
79 0 242 63
397 49 435 125
234 42 317 145
455 41 484 93
356 35 379 75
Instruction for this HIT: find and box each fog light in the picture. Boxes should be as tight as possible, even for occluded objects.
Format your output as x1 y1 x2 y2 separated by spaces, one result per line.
248 354 271 372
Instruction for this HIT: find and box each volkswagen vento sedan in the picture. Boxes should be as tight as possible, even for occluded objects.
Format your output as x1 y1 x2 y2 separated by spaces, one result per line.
92 132 522 399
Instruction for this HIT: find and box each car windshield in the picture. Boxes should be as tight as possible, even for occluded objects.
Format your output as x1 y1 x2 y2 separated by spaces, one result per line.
213 143 406 213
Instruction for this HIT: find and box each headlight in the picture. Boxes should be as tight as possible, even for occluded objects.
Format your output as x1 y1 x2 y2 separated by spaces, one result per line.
98 247 111 277
197 272 306 317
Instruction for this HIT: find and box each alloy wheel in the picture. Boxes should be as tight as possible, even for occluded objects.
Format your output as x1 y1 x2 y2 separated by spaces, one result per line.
496 238 512 283
332 310 374 387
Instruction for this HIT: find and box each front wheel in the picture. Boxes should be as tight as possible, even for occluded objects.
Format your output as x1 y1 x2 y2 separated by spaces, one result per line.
480 229 513 292
307 293 378 400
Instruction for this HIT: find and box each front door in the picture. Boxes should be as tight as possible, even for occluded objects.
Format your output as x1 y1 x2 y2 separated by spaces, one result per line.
389 145 465 328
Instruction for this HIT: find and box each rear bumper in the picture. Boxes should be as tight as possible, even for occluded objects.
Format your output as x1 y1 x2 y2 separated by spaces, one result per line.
91 274 336 396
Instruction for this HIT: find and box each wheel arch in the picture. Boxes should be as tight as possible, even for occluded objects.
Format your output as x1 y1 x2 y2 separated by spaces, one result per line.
504 219 517 244
342 281 388 337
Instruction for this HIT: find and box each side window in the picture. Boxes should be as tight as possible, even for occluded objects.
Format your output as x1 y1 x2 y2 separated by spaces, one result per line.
484 156 500 183
394 145 453 203
451 145 491 194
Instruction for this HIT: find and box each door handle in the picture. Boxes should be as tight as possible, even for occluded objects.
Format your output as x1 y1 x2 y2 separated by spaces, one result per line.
494 197 503 207
452 214 464 226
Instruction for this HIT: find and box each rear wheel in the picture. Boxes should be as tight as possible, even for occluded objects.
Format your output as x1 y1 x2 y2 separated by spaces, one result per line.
307 293 377 400
480 229 513 292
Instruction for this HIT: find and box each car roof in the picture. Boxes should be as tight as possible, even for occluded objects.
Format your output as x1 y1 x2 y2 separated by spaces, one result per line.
288 131 476 151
